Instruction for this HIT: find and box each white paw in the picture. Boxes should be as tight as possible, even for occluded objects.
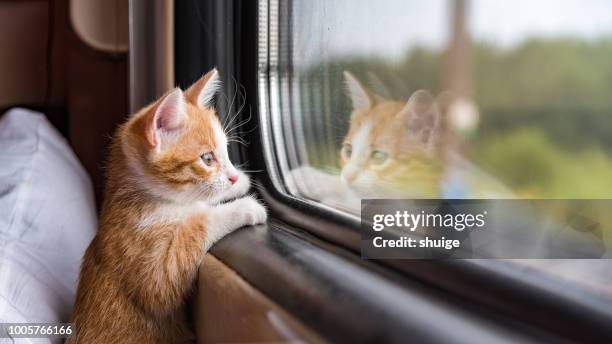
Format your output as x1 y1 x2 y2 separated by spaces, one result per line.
236 196 268 226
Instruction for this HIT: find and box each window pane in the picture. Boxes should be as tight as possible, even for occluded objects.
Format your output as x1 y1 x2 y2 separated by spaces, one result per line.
263 0 612 297
272 0 612 205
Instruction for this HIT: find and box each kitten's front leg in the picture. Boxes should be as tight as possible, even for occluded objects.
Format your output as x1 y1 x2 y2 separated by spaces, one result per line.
202 195 267 251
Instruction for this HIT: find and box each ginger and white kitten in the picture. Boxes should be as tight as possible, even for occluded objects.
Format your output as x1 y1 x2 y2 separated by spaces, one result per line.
290 72 443 211
68 69 267 343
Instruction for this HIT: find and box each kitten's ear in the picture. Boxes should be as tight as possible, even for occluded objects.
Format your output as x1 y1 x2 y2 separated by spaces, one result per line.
147 88 186 148
400 90 439 148
344 71 373 110
185 68 221 108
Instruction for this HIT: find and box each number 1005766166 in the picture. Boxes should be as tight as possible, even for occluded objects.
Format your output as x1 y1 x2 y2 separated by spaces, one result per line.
0 323 74 338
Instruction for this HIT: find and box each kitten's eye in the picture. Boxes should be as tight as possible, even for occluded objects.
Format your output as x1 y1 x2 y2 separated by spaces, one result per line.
342 144 352 159
201 152 216 166
371 150 388 165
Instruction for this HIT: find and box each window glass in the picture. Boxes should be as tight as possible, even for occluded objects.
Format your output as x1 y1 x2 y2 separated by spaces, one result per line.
262 0 612 298
273 0 612 206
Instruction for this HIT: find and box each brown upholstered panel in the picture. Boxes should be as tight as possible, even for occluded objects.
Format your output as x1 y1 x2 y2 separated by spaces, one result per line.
0 1 48 107
195 255 323 343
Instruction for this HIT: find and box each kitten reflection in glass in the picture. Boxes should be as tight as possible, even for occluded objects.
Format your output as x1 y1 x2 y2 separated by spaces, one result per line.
288 71 510 213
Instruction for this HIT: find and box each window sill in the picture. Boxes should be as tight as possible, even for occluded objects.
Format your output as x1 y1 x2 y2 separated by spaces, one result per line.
208 219 556 343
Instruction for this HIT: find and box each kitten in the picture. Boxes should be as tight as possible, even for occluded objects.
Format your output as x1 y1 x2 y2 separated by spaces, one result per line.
290 72 443 211
67 69 267 343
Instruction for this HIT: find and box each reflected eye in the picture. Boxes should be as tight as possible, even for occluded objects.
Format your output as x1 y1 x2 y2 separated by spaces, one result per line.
342 143 352 159
371 150 388 165
201 152 215 166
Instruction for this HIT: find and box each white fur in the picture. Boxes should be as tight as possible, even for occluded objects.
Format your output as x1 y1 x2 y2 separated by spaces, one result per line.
135 195 266 250
341 120 372 185
136 203 201 229
197 69 221 109
344 71 371 110
212 119 229 167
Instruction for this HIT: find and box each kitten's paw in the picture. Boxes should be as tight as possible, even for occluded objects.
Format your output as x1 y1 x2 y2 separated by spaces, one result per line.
236 196 268 226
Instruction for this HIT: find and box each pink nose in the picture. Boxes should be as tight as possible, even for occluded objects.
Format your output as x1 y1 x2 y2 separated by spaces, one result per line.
228 174 238 185
341 171 357 184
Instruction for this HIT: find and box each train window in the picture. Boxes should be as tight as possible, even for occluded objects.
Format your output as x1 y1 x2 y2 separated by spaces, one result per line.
261 0 612 210
258 0 612 295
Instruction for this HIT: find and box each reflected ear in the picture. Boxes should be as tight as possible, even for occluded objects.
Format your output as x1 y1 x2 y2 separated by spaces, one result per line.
400 90 439 147
344 71 373 110
147 88 186 148
185 68 221 108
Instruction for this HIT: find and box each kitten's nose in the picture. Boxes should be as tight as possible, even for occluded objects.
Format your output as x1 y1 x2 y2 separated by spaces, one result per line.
341 170 357 184
228 174 238 185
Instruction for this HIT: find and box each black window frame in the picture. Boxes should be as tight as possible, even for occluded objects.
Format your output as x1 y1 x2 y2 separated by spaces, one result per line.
174 0 612 341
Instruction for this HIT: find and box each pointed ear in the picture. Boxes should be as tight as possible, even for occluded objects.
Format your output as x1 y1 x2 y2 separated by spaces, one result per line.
147 88 186 148
400 90 439 148
185 68 221 108
344 71 373 110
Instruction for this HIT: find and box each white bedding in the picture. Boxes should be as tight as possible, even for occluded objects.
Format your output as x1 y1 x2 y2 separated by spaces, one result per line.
0 108 97 343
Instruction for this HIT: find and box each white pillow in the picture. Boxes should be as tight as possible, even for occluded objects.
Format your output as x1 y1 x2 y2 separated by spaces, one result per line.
0 108 97 340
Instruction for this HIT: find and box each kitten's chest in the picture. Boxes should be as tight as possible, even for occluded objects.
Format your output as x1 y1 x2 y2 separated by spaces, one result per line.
135 202 207 229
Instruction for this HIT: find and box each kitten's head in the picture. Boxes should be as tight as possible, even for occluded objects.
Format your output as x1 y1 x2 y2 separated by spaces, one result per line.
339 71 441 196
122 69 247 203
